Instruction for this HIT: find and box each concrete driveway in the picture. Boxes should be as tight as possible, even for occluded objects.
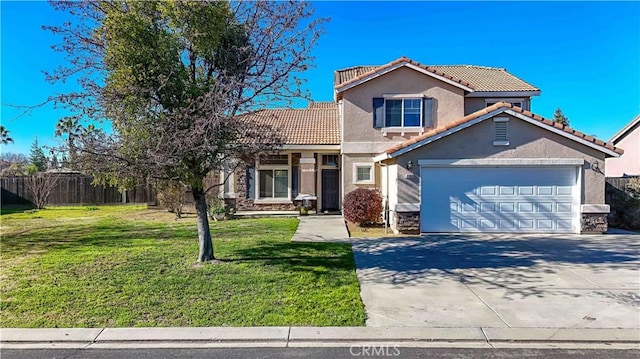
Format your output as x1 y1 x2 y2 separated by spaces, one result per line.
352 233 640 328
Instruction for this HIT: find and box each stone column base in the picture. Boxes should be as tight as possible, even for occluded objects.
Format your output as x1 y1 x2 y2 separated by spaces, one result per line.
393 211 420 234
581 213 608 234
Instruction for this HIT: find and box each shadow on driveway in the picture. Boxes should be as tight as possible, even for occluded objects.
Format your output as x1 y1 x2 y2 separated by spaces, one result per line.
352 234 640 299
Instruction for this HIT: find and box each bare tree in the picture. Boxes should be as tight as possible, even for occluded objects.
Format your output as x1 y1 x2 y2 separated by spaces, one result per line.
24 173 60 209
45 1 326 262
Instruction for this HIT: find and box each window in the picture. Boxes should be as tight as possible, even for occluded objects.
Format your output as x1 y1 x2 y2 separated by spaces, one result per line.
221 165 235 198
385 99 422 127
373 97 434 129
259 169 288 198
486 99 524 109
255 154 290 200
353 163 374 184
322 154 339 167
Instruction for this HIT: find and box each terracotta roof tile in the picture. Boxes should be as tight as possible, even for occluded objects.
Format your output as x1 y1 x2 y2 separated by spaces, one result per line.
241 105 339 145
307 101 338 109
335 57 474 96
384 102 623 156
334 58 539 93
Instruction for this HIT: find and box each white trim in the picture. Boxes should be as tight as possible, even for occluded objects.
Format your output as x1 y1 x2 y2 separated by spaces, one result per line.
581 204 611 214
253 198 293 205
394 203 420 212
299 158 316 164
353 162 374 184
493 117 510 123
492 140 510 146
504 110 621 158
382 127 424 137
418 158 585 167
383 93 426 98
373 152 391 162
335 61 474 94
282 145 340 150
466 91 540 98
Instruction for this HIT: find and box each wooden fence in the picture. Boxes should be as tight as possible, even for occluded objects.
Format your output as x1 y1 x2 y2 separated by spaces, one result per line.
605 176 640 230
1 174 156 206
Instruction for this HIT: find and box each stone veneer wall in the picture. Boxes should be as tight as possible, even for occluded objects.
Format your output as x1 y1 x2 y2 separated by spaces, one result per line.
232 164 296 211
581 213 608 234
392 210 608 234
393 211 420 234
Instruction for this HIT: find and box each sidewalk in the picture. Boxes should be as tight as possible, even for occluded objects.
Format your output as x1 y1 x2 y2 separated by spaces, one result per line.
2 327 639 349
291 215 350 243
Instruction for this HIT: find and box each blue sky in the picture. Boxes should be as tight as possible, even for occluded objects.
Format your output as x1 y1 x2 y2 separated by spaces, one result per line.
2 1 639 155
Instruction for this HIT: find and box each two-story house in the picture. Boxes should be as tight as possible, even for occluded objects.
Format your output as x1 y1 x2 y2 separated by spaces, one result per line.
224 57 622 234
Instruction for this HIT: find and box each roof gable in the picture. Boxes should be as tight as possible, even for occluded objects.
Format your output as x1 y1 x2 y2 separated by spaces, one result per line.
334 57 475 99
609 115 640 144
334 57 540 99
376 103 622 161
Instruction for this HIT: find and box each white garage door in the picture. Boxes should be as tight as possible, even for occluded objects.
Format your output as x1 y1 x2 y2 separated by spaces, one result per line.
420 166 579 233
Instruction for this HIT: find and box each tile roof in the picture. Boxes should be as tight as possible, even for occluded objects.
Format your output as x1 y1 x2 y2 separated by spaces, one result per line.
334 57 539 93
241 104 339 145
307 101 338 109
383 102 623 156
335 57 473 94
429 65 539 92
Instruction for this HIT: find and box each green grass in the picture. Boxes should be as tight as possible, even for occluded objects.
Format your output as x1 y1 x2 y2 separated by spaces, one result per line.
0 205 365 327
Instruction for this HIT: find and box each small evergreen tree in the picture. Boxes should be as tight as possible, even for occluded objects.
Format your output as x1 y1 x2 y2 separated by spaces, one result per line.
553 108 570 127
29 138 48 172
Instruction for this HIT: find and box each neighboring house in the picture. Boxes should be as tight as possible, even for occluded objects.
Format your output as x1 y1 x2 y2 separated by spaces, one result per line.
223 57 622 234
605 115 640 177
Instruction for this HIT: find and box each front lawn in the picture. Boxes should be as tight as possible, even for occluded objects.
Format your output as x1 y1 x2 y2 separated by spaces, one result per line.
0 206 365 327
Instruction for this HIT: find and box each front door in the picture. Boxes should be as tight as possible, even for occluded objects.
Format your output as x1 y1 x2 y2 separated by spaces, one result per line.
321 169 339 211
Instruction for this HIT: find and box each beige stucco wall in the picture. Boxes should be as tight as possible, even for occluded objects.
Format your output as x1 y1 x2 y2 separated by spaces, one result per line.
391 114 608 205
341 66 466 148
606 122 640 177
342 154 381 198
464 97 531 115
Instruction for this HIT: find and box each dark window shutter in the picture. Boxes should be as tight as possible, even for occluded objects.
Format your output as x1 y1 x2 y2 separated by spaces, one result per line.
246 167 255 199
373 98 384 128
423 98 434 127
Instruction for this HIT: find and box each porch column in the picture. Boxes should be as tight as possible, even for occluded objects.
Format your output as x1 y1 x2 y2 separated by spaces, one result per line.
299 153 316 196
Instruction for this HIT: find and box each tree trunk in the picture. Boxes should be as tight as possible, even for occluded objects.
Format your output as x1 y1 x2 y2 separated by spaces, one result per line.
192 186 214 262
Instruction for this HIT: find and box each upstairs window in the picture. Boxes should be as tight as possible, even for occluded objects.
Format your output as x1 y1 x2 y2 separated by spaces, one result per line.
486 99 524 109
373 97 434 129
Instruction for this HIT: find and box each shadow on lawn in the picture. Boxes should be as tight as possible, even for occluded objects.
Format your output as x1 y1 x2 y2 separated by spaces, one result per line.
352 234 640 299
2 219 355 273
224 241 356 272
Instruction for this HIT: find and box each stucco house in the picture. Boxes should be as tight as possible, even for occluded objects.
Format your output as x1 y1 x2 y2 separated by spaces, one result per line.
605 115 640 177
222 57 622 234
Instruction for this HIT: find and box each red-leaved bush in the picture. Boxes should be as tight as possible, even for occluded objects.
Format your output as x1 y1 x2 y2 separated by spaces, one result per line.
343 188 382 225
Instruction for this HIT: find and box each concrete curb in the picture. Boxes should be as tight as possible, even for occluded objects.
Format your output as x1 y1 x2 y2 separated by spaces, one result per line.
2 327 639 349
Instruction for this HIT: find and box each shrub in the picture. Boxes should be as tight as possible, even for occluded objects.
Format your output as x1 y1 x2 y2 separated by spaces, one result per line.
156 180 186 219
343 188 382 226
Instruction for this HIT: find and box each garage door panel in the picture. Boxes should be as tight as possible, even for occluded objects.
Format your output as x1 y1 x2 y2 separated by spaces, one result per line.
420 166 578 233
